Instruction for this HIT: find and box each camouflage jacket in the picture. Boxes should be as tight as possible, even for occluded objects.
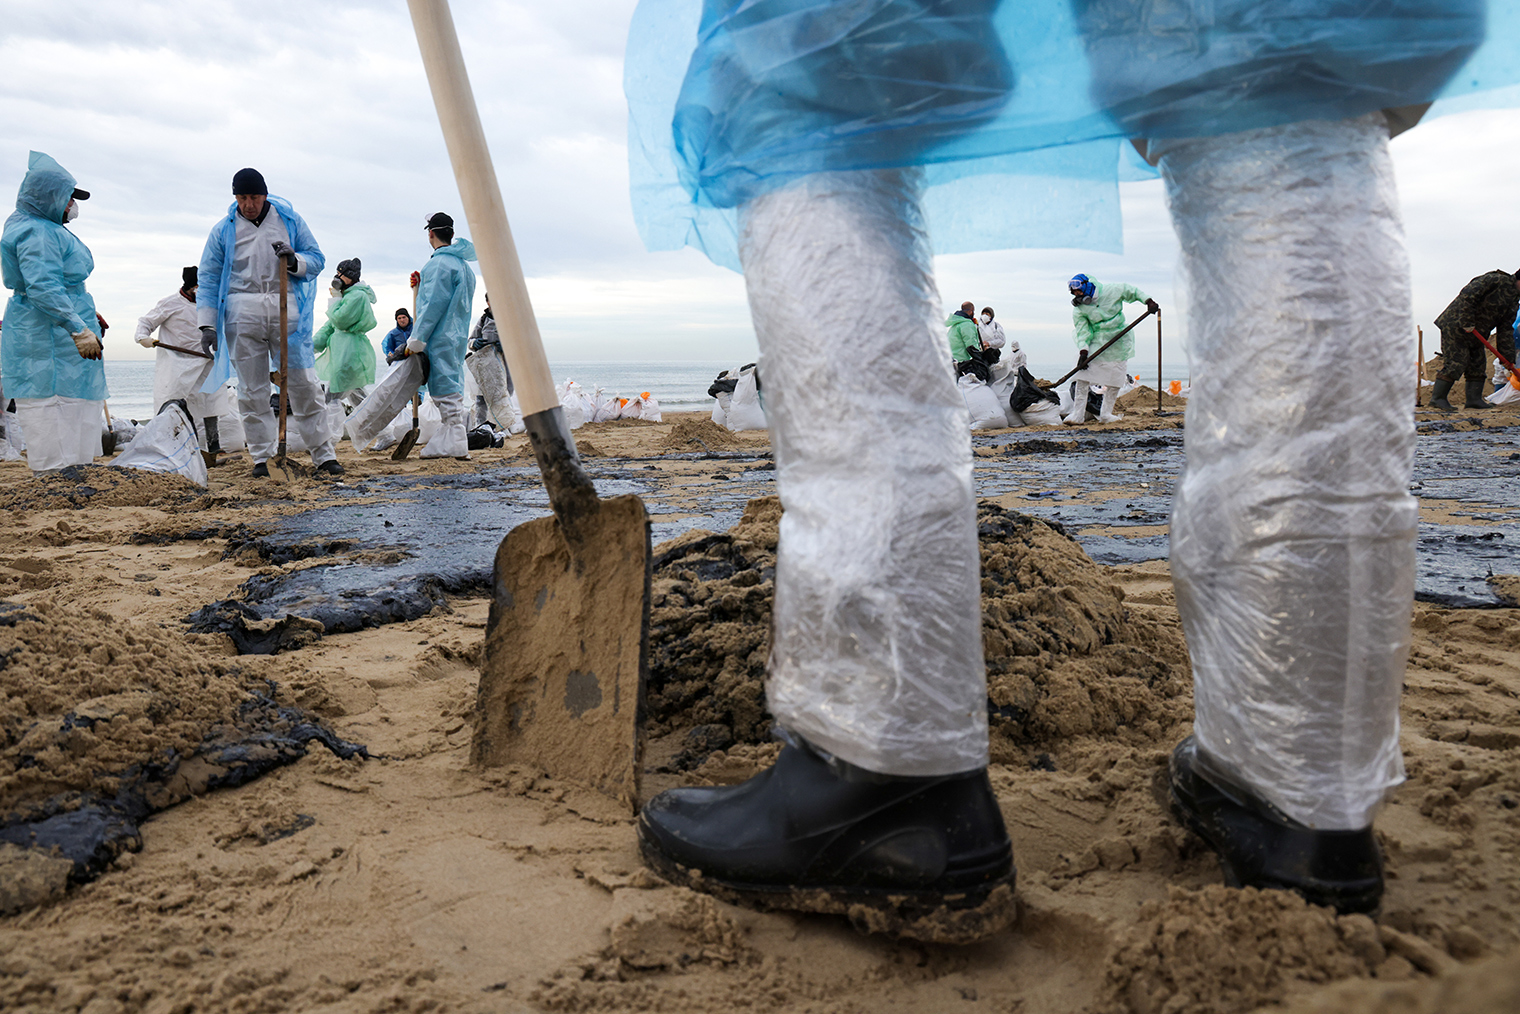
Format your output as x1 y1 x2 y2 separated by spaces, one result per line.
1435 270 1519 336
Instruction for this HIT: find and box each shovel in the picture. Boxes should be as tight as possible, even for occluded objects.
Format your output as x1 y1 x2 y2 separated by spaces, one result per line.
409 0 650 810
1042 305 1158 391
268 256 295 483
391 279 424 460
1469 328 1520 387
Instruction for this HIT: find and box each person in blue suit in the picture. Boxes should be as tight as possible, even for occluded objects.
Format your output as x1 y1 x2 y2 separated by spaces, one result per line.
0 151 106 474
196 168 339 477
402 212 476 459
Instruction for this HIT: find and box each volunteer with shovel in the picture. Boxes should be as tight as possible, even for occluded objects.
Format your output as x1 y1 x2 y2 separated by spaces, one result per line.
1429 268 1520 411
196 168 341 478
135 265 226 456
1064 274 1156 425
405 212 476 459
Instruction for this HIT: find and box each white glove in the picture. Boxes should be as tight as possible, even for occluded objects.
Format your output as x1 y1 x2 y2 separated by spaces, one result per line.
405 336 426 354
71 330 102 359
135 333 156 349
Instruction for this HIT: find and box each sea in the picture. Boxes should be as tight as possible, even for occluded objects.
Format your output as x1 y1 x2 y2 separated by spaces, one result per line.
101 358 1195 423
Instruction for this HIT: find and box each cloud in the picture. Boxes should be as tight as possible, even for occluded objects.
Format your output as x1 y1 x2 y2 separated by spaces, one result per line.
2 1 1517 375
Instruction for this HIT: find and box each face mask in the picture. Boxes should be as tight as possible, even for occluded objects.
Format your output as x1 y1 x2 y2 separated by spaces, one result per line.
980 314 991 323
64 201 78 223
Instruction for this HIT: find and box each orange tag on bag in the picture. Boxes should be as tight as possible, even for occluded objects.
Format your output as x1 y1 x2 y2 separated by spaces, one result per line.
1168 380 1182 396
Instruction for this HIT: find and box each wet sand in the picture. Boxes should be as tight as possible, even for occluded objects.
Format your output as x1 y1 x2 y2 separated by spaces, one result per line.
0 400 1518 1014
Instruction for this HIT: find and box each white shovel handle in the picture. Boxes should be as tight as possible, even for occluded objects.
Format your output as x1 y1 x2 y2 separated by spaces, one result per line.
407 0 558 417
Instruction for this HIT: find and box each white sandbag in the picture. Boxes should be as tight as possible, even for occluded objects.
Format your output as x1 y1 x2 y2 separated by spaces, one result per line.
4 408 23 452
346 355 427 450
16 396 103 473
710 392 730 426
590 386 622 423
620 391 662 422
0 408 20 460
958 374 1008 429
417 398 442 445
724 367 767 431
217 402 247 452
1017 400 1064 427
1056 383 1074 416
987 362 1019 419
467 347 525 433
1489 376 1520 405
111 402 207 487
557 379 591 430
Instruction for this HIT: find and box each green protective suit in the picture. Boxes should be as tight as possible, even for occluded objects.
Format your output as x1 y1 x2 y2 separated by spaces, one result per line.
1072 281 1148 362
313 282 378 394
945 312 982 362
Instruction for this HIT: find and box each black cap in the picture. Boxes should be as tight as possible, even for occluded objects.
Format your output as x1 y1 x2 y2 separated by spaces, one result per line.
71 188 90 201
182 265 198 289
232 168 268 196
425 211 454 231
395 307 410 318
336 257 361 281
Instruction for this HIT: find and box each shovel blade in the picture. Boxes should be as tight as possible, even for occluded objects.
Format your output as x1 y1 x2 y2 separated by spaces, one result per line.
391 428 420 460
472 493 650 811
268 447 295 484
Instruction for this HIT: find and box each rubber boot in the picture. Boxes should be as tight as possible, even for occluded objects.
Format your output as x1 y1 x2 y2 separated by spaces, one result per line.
1463 377 1491 409
1428 377 1455 412
638 729 1017 942
1062 381 1090 424
1097 387 1122 424
1168 737 1384 914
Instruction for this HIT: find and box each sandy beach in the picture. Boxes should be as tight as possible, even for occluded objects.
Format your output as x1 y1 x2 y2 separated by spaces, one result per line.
1 396 1518 1014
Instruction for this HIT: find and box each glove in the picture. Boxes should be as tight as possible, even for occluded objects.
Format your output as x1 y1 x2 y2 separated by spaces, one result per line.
409 270 421 289
1076 349 1090 370
200 326 217 356
271 241 298 271
405 336 426 354
71 329 102 360
135 333 156 349
96 313 109 333
1145 298 1160 314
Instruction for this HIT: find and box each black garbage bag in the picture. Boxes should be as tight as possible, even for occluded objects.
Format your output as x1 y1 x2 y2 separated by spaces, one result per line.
1009 366 1060 414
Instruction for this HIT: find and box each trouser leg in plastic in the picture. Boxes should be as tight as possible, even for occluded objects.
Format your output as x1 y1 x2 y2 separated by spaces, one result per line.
420 392 469 459
1063 381 1091 423
1154 114 1414 913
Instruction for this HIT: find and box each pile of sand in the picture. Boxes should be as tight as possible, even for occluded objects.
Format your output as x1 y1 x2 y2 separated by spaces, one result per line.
0 465 206 514
659 417 743 453
1117 385 1189 413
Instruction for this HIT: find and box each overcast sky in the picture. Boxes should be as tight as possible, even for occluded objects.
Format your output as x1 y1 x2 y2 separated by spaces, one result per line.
5 0 1519 371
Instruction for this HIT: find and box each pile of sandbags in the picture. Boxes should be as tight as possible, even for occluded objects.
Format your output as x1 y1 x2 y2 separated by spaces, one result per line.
709 364 765 432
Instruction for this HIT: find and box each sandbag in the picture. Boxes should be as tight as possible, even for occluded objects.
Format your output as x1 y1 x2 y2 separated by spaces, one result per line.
1489 373 1520 405
558 379 592 430
620 391 662 422
346 355 428 450
590 386 622 423
724 365 766 431
958 374 1007 430
467 347 524 433
111 402 208 487
16 396 103 473
1016 400 1064 427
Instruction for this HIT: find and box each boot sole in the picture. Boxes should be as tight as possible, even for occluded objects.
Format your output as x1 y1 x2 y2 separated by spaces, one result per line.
638 833 1017 944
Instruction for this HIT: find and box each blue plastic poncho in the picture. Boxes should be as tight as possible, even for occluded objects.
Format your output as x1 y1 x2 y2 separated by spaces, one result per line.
0 152 106 400
197 195 325 393
627 0 1517 269
411 238 478 398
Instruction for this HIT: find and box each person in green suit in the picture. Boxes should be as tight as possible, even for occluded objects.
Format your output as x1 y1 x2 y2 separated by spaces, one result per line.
313 257 378 409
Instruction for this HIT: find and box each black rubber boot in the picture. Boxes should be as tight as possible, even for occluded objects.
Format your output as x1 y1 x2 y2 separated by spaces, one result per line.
316 459 345 477
251 462 269 478
1464 378 1491 409
1428 377 1456 411
1169 736 1383 914
638 730 1016 943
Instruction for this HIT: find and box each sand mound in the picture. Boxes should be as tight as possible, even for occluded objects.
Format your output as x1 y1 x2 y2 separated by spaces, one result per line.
1098 886 1387 1014
1117 385 1189 413
0 465 206 513
645 498 1191 769
660 417 742 453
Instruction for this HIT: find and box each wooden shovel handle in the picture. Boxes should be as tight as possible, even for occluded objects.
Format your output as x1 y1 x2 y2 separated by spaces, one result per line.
407 0 557 417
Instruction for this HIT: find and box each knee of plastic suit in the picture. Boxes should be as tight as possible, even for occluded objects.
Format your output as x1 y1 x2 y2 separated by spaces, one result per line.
1153 113 1416 830
737 167 987 778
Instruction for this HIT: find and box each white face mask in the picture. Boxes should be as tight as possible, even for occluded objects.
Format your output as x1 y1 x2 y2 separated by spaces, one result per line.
64 200 79 223
980 314 991 323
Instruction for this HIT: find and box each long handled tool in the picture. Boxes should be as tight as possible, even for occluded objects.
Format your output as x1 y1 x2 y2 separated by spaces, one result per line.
269 261 295 483
391 278 424 460
152 340 214 360
410 0 650 810
1470 327 1520 386
1041 305 1158 391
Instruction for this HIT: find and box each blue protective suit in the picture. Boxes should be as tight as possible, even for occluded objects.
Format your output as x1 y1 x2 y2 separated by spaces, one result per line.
410 239 477 398
0 152 106 401
196 196 324 393
382 321 413 360
627 0 1511 269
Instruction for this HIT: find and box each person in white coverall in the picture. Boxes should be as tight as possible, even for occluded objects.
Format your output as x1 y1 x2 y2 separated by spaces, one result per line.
135 265 226 453
404 212 477 459
196 167 341 478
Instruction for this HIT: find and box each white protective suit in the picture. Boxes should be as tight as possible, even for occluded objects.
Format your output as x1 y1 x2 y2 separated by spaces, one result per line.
135 289 226 446
741 168 988 777
1154 113 1415 831
198 207 334 465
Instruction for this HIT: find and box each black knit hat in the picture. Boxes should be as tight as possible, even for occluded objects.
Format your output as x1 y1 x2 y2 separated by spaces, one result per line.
425 211 454 231
182 265 198 289
336 258 361 282
395 307 410 319
232 168 268 196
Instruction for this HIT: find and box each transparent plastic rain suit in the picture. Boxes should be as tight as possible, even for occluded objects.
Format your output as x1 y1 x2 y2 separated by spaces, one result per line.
627 0 1510 787
411 238 477 458
314 282 378 395
0 151 106 472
